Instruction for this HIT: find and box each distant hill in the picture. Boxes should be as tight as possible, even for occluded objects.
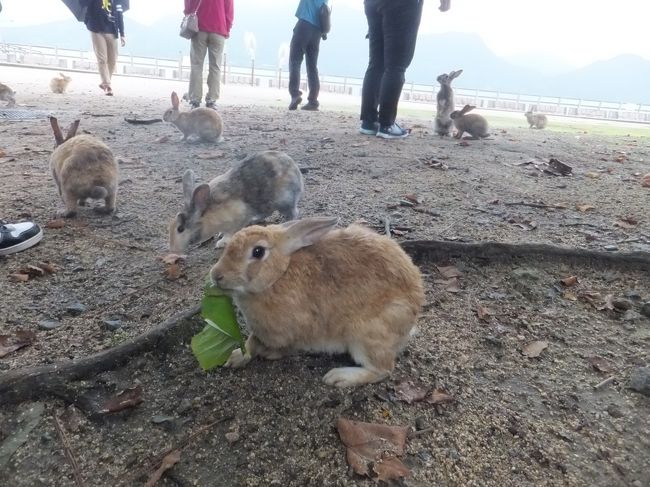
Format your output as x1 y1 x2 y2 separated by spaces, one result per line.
2 2 650 104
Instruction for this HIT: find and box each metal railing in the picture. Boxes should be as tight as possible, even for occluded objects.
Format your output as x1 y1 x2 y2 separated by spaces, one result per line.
2 42 649 123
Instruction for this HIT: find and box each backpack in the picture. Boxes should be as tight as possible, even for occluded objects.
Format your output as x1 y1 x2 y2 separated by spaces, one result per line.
319 3 331 40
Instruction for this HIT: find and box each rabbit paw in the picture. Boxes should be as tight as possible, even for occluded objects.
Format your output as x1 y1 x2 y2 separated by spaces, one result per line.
323 367 383 387
224 348 251 368
215 234 230 249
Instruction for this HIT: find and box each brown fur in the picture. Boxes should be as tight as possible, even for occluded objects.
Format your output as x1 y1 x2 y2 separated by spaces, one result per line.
50 73 72 94
50 135 118 217
525 111 548 129
0 82 16 106
162 91 223 142
450 105 489 139
210 218 425 387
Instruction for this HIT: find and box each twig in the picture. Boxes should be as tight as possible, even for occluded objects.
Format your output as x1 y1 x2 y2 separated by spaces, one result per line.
384 216 391 237
408 426 435 438
560 222 606 229
410 207 442 218
53 413 85 487
504 201 566 209
124 118 162 125
594 376 616 390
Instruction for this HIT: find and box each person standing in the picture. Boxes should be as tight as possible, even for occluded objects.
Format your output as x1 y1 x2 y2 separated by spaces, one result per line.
81 0 126 96
185 0 234 109
359 0 451 139
288 0 328 111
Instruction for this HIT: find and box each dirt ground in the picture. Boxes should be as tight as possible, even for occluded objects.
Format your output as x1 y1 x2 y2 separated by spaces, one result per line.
1 70 650 487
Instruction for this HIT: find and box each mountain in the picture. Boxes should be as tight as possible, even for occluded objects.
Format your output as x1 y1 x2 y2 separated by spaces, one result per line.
505 51 575 76
1 3 649 104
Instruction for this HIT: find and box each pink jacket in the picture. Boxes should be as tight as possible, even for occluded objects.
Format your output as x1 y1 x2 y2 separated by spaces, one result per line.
184 0 234 38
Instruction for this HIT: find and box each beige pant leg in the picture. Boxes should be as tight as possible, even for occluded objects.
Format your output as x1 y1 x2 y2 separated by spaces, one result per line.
91 32 110 86
104 33 118 82
206 33 226 102
189 32 209 103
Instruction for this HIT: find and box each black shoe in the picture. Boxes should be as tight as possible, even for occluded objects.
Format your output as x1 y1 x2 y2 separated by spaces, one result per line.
376 123 410 139
190 101 200 109
206 101 216 109
288 96 302 110
359 120 380 135
301 102 319 111
0 221 43 256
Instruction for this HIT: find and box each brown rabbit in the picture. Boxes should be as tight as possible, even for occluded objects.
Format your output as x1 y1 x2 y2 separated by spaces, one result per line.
435 69 463 136
0 82 16 106
210 217 425 387
49 117 118 218
450 104 489 139
50 73 72 94
163 91 223 142
525 110 548 129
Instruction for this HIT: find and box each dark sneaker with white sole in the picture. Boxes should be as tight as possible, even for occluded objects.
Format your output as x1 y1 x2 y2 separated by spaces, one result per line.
376 123 410 139
288 95 302 110
359 120 380 135
0 221 43 256
301 102 319 111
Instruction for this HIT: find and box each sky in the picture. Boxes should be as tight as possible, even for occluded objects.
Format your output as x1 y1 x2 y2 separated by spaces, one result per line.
1 0 649 68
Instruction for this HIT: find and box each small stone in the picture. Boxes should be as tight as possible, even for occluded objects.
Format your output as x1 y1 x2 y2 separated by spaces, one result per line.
72 266 85 272
225 431 240 444
38 319 61 330
622 310 642 322
629 367 650 397
66 302 86 316
390 211 404 219
0 363 9 370
95 258 107 268
640 302 650 318
612 298 633 311
603 244 618 251
151 415 175 424
415 416 428 431
624 290 642 301
102 319 122 331
606 404 625 419
176 399 192 415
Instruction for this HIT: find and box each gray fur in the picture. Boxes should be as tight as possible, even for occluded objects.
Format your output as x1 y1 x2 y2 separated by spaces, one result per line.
435 70 463 136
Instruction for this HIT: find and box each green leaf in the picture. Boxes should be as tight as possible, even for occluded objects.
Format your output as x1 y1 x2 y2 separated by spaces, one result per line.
191 321 240 370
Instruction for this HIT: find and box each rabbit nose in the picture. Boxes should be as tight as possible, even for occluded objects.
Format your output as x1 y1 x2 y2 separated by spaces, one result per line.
211 271 223 285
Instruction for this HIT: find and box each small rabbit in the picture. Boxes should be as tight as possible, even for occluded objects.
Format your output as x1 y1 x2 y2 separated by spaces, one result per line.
163 91 223 142
210 217 425 387
450 104 489 139
50 72 72 94
169 150 304 253
525 110 548 129
49 117 118 218
0 82 16 107
434 69 463 136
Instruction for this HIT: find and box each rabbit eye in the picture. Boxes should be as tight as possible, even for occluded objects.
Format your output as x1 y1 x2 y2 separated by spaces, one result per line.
177 225 185 233
251 246 265 259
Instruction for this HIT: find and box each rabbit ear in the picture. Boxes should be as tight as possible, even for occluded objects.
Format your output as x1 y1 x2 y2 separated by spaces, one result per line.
460 104 475 115
65 119 80 140
190 183 211 214
171 91 180 109
281 217 339 254
182 169 196 207
49 116 65 146
450 69 463 79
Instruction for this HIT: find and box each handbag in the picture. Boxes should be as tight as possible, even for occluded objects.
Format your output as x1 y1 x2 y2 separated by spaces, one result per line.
319 3 331 40
180 0 202 39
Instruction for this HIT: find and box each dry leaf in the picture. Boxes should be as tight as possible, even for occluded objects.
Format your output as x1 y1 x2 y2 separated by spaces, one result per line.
394 381 428 404
614 220 636 230
436 265 462 279
0 330 36 358
156 135 171 143
98 385 144 414
46 219 66 229
336 418 410 482
522 340 548 358
458 140 470 147
37 262 58 274
642 173 650 188
165 263 183 280
425 388 455 405
195 151 225 160
578 290 602 307
597 294 615 311
477 306 494 321
144 450 181 487
10 273 30 282
561 275 578 287
588 356 614 373
619 216 638 226
391 229 408 236
575 203 595 212
435 277 461 293
563 291 578 301
403 194 420 205
159 253 187 265
22 265 45 277
586 172 601 179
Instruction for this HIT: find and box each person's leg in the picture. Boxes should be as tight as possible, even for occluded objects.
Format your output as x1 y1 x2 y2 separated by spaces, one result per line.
189 32 209 107
91 32 110 89
104 33 118 94
288 20 309 109
206 33 225 106
377 0 423 128
359 0 384 128
303 25 321 108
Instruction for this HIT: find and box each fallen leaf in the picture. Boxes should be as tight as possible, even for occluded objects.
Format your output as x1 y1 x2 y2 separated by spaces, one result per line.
156 135 171 143
547 158 573 176
394 381 428 404
561 276 578 287
46 219 66 229
458 140 470 147
642 173 650 188
37 262 58 274
336 418 410 482
619 216 638 226
165 263 183 280
522 340 548 358
613 152 627 163
403 194 421 205
10 273 30 282
597 294 615 311
563 291 578 301
435 277 461 293
436 265 462 279
477 306 494 321
0 330 36 358
22 265 45 278
195 151 225 160
614 220 636 230
425 388 455 405
144 450 182 487
159 253 187 265
575 204 595 212
588 356 614 373
97 385 144 414
585 172 601 179
578 291 602 307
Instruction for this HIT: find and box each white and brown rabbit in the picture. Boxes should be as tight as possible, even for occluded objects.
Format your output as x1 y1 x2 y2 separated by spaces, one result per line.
450 104 489 139
525 110 548 129
434 69 463 136
169 150 304 253
50 73 72 94
49 117 118 218
0 82 16 107
163 91 223 142
210 217 425 387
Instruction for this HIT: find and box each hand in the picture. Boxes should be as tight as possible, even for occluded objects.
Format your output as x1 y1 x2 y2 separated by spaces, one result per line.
120 36 126 47
439 0 451 12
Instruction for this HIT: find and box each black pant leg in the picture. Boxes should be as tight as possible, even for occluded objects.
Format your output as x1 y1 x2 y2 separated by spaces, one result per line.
305 27 321 104
289 20 310 98
359 0 384 123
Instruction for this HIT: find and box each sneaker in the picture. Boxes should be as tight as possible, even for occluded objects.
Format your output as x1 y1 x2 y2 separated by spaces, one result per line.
0 221 43 256
376 123 409 139
301 102 319 111
190 101 200 109
359 120 380 136
288 96 302 110
206 101 216 109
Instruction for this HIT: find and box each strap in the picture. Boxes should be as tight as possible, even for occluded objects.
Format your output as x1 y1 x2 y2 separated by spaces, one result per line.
192 0 203 14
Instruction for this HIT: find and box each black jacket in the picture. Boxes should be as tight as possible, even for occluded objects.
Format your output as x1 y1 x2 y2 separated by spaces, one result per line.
81 0 125 37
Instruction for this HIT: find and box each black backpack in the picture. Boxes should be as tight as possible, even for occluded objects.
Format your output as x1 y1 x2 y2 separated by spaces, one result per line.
319 3 331 40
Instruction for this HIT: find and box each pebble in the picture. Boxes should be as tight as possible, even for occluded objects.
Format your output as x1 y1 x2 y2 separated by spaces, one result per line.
640 302 650 318
38 319 61 330
176 398 192 415
624 290 642 301
612 298 633 311
151 415 175 425
102 319 122 331
66 302 86 316
629 367 650 397
606 404 625 419
603 244 618 251
622 310 642 322
415 416 428 431
225 431 240 444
